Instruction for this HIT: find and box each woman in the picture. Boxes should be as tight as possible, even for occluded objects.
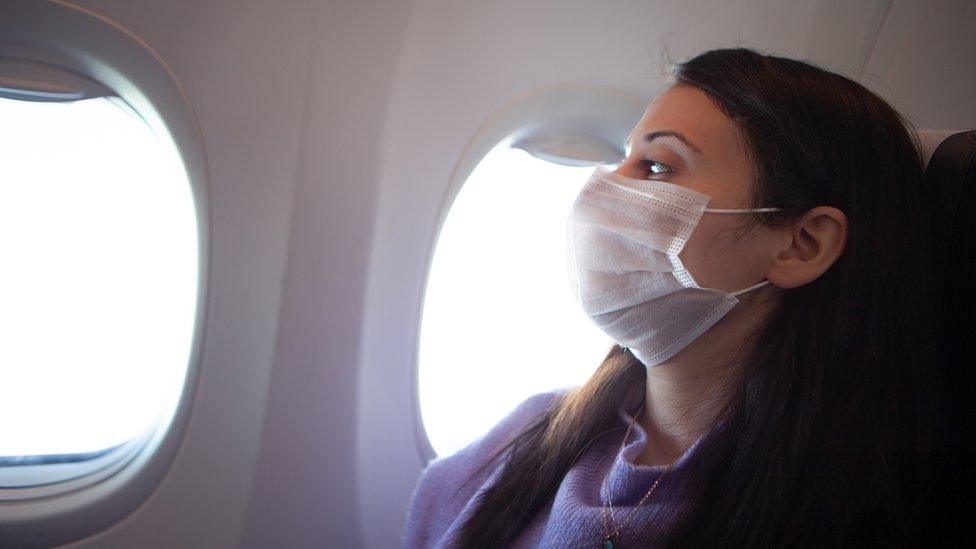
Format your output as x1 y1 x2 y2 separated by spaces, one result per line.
403 47 943 548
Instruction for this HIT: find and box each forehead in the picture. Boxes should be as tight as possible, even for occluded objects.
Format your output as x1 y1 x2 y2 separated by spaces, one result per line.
629 84 749 165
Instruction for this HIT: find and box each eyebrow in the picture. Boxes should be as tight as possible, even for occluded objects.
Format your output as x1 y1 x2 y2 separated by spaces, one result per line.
628 130 703 155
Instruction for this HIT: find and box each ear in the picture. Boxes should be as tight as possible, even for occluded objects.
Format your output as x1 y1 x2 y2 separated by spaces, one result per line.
766 206 848 289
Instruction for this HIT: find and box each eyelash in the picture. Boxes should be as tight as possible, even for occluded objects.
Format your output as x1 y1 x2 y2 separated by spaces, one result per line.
640 159 673 177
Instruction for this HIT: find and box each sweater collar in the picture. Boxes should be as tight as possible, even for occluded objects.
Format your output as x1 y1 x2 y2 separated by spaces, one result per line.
599 402 729 505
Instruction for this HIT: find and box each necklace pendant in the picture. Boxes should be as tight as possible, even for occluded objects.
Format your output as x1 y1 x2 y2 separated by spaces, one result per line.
602 534 619 549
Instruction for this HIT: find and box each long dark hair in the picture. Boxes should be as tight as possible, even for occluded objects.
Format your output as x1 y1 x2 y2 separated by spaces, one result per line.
455 48 943 547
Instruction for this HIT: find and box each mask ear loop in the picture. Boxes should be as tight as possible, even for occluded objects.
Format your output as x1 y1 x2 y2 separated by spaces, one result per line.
701 206 781 298
704 207 782 214
730 279 772 297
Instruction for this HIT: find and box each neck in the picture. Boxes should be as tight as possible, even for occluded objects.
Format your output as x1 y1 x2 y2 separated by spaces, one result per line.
634 294 769 467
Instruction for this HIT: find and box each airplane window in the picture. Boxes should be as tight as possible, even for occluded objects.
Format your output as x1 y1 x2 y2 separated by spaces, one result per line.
419 144 614 457
0 95 197 480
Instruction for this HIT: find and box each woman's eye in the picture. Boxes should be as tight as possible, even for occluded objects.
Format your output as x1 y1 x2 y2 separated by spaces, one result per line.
641 159 672 176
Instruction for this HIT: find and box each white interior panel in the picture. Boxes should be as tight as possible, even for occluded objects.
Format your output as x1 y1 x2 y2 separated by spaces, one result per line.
862 0 976 129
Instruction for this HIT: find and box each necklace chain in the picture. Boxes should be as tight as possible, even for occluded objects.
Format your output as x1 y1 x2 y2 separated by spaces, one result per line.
600 405 676 546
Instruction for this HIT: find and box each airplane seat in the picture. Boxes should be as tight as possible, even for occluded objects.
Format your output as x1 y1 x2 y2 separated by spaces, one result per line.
919 128 976 543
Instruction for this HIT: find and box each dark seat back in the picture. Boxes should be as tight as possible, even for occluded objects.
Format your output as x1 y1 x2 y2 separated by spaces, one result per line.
922 129 976 545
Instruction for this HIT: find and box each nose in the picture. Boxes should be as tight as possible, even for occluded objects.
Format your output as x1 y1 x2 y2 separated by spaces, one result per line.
612 159 638 179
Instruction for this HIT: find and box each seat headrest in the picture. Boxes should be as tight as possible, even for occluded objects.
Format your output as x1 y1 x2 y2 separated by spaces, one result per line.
918 129 971 169
923 130 976 262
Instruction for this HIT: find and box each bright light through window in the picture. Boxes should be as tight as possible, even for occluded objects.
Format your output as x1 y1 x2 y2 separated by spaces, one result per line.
419 144 614 457
0 96 198 458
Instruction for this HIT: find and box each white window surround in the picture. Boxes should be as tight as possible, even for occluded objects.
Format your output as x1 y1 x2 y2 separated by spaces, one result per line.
0 57 113 101
358 84 647 470
0 1 210 546
410 85 647 462
417 144 619 458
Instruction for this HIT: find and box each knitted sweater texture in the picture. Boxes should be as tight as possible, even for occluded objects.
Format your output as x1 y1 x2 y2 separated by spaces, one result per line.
402 386 724 548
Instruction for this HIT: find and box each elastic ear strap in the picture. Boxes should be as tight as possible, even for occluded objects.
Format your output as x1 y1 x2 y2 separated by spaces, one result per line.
704 207 782 214
730 279 771 297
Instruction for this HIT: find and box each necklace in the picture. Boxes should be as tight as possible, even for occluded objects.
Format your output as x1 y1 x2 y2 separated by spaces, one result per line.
600 405 676 549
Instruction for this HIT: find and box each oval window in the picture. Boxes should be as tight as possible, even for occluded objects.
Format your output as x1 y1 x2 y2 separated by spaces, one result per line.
418 143 614 457
0 92 198 486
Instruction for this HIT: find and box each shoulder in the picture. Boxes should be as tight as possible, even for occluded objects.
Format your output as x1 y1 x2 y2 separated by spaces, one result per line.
456 385 574 461
402 385 576 548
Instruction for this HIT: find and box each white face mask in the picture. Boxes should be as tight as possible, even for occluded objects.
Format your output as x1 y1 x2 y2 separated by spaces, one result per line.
566 164 781 367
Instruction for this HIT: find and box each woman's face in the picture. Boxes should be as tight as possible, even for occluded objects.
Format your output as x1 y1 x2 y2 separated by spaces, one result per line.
616 83 779 294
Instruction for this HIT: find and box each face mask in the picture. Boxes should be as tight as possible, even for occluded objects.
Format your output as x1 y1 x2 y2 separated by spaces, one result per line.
566 164 782 367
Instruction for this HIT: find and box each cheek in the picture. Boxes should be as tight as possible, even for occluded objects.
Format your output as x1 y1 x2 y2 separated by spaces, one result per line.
677 216 749 291
676 217 715 287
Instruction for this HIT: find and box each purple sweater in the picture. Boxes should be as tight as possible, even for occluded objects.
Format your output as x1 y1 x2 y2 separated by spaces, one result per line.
402 386 725 548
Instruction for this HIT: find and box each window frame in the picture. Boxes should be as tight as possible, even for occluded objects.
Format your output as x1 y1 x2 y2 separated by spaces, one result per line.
411 85 646 462
0 1 211 545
